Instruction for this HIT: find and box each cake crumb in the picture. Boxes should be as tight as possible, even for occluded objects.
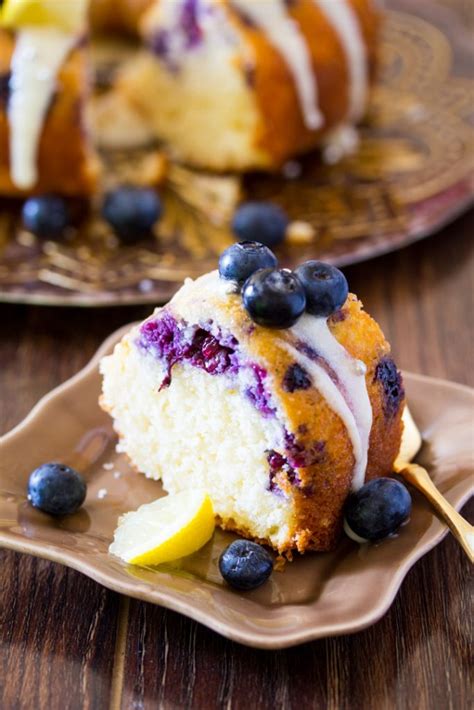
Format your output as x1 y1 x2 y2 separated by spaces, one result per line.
97 488 108 499
286 221 315 245
274 555 288 572
17 230 37 247
102 462 114 471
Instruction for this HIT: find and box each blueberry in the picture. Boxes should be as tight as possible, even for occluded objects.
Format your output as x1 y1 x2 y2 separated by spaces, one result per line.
232 202 289 248
344 478 412 542
295 261 348 317
282 363 311 392
102 186 162 242
27 462 87 516
219 540 273 591
242 268 306 329
22 195 70 239
218 241 278 284
375 357 405 419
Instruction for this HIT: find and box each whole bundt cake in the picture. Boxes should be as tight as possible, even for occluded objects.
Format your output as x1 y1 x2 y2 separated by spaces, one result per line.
119 0 380 171
100 247 404 554
0 25 99 195
0 0 380 195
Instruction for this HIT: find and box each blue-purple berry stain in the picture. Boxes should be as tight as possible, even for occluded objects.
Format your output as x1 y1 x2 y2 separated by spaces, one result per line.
282 363 311 392
139 314 330 497
374 357 404 419
180 0 203 48
267 436 325 496
150 0 204 70
0 73 10 107
138 313 275 415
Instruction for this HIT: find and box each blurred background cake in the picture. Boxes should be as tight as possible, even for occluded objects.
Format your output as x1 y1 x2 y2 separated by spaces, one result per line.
0 0 99 196
118 0 380 171
0 0 380 195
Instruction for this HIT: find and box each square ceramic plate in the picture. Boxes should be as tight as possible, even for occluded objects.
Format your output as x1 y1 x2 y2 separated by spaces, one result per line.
0 326 472 649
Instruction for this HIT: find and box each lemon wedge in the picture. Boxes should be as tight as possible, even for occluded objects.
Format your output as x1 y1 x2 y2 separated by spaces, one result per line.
109 490 215 566
1 0 88 32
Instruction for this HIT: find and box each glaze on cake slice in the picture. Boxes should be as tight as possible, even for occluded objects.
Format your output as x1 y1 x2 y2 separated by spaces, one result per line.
100 269 404 554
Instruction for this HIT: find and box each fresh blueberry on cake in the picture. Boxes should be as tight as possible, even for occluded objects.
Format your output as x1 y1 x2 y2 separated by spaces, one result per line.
295 261 349 317
100 245 404 554
218 241 278 285
242 268 307 329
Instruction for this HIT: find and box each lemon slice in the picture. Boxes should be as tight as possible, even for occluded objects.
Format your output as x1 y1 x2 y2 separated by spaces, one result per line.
1 0 88 32
109 490 215 566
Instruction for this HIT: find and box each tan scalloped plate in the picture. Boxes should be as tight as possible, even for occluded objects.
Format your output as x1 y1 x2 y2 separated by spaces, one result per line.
0 325 472 649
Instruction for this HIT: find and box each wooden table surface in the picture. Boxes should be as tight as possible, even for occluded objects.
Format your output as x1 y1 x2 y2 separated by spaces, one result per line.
0 210 472 709
1 0 473 704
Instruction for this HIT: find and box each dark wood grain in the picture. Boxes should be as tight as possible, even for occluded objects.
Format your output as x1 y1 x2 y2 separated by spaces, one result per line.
0 0 473 700
0 306 147 710
0 210 472 710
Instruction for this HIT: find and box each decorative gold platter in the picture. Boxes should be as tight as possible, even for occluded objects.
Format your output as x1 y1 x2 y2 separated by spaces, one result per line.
0 7 472 307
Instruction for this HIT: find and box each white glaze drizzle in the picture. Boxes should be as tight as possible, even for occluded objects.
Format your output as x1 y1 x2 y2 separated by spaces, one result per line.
281 338 364 481
288 315 373 490
8 28 76 190
313 0 368 121
231 0 323 130
322 123 359 165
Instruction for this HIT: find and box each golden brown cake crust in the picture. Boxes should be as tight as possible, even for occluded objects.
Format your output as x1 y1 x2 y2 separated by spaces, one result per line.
224 0 380 166
0 30 99 197
161 275 404 554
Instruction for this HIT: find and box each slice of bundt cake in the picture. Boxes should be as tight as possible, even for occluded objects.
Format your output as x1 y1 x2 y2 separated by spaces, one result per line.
0 12 99 195
117 0 380 171
100 244 404 554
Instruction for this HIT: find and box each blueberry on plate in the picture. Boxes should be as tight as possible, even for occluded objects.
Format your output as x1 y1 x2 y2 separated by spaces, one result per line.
102 185 162 242
27 462 87 516
218 241 278 284
219 540 274 591
242 268 306 329
295 261 348 317
22 195 70 239
232 201 289 248
344 478 412 542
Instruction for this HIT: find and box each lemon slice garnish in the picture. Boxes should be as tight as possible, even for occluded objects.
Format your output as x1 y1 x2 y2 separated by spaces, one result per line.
1 0 88 32
109 490 215 566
